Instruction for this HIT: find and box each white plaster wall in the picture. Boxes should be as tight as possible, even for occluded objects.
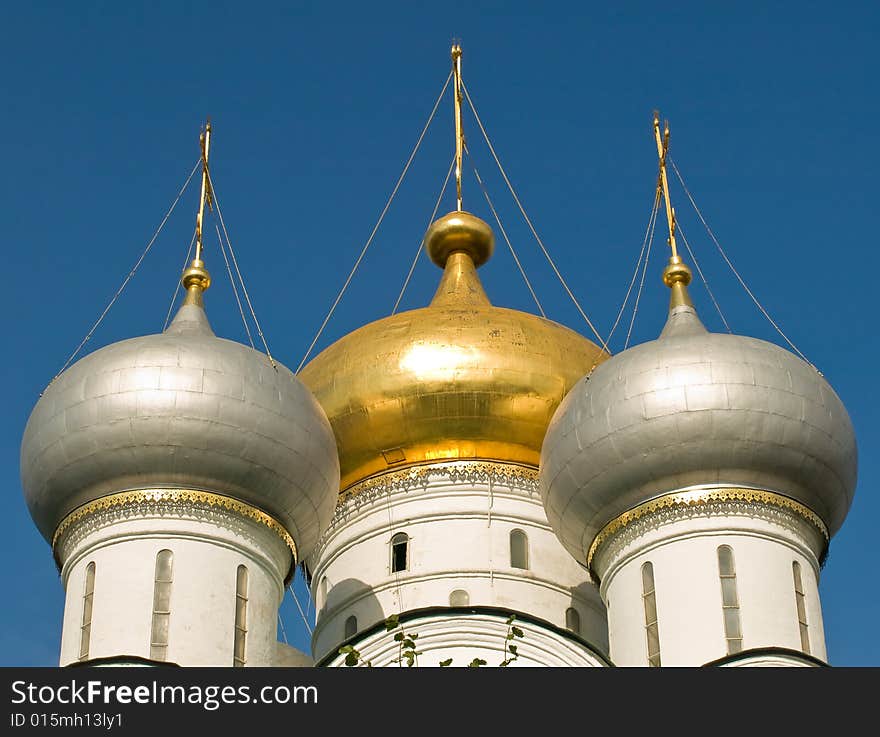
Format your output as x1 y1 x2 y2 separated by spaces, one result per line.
57 508 290 667
322 611 609 667
596 509 826 666
309 463 607 662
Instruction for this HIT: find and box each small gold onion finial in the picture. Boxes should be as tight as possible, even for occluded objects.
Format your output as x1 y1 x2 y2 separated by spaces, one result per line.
662 254 692 287
662 254 694 309
181 258 211 305
424 210 494 269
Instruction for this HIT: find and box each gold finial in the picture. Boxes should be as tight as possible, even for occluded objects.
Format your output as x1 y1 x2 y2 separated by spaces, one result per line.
182 119 213 305
452 43 464 211
653 111 693 308
425 210 494 270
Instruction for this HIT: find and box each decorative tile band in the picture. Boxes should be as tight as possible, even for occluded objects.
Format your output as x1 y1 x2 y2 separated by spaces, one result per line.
52 488 297 563
586 487 829 571
310 460 537 547
339 459 540 506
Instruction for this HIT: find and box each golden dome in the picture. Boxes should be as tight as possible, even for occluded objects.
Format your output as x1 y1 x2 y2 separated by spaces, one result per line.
299 211 608 492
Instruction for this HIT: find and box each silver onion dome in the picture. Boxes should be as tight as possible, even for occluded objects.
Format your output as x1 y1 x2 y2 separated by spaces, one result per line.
540 289 858 565
21 295 340 560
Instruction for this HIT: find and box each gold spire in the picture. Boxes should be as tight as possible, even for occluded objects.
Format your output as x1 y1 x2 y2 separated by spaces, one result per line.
421 47 494 298
452 43 464 211
653 111 693 309
181 119 213 306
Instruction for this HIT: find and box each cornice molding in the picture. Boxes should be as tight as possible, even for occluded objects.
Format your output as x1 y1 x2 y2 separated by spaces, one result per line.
339 460 539 507
588 487 828 572
313 461 539 554
53 488 297 566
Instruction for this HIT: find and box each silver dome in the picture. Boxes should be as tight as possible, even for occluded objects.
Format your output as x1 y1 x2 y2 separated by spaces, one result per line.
21 301 340 559
540 302 858 564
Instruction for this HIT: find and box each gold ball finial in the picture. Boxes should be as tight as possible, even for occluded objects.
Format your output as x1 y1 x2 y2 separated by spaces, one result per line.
182 259 211 293
424 211 494 269
662 255 692 288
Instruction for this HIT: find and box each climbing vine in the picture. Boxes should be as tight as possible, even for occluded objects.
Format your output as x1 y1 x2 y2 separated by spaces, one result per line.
338 613 524 667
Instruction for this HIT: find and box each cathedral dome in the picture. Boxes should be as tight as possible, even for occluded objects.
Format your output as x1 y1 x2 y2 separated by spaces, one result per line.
21 278 340 560
540 265 858 566
299 211 608 492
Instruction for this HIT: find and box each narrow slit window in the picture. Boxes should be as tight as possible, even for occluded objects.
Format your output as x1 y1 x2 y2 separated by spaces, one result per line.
149 550 173 661
641 562 661 667
233 565 248 667
793 562 810 655
391 532 409 573
319 576 329 610
510 529 529 570
717 545 742 655
565 607 581 636
449 589 469 607
79 562 95 661
344 615 358 639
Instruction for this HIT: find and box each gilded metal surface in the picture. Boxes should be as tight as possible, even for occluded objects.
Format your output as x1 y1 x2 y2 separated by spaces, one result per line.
300 220 606 493
181 259 211 305
21 300 340 558
194 119 213 264
451 44 464 211
586 486 829 570
662 257 693 309
52 488 298 562
653 113 694 310
182 121 214 303
541 300 858 564
653 112 679 261
425 211 494 268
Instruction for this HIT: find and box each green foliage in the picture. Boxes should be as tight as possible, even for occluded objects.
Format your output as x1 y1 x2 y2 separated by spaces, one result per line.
338 644 371 668
499 615 525 667
337 612 525 668
386 616 422 667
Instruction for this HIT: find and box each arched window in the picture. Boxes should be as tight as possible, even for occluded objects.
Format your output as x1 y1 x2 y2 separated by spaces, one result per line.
319 576 329 609
792 562 810 654
717 545 742 654
641 561 661 667
344 615 358 639
79 562 95 661
449 589 469 607
510 529 529 570
233 565 248 667
565 607 581 635
149 550 173 661
391 532 409 573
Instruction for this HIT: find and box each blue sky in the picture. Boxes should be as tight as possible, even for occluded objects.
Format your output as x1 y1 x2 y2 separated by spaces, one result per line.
1 1 877 665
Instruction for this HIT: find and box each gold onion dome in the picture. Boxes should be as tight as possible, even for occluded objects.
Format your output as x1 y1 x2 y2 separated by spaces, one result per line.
299 211 608 493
